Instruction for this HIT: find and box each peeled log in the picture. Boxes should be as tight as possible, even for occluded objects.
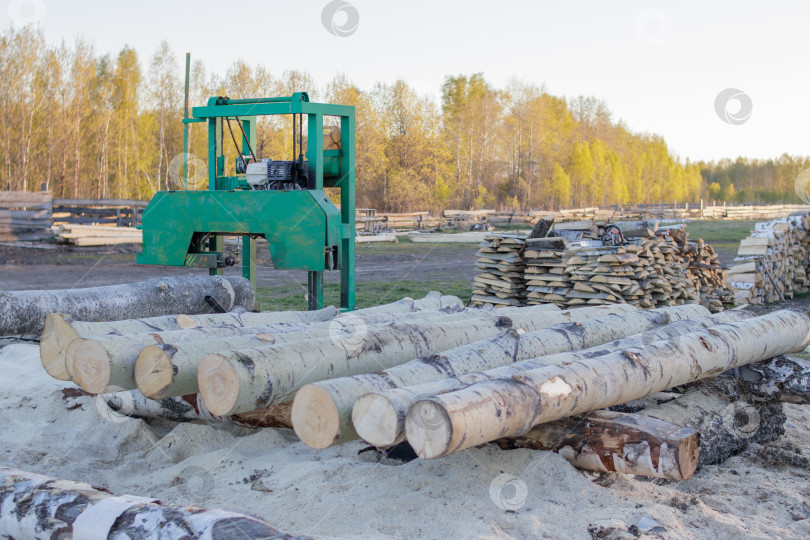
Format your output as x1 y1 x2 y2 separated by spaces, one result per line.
199 316 525 417
134 306 528 399
0 468 302 540
2 275 255 337
495 410 700 481
352 309 750 448
293 304 708 449
406 309 810 459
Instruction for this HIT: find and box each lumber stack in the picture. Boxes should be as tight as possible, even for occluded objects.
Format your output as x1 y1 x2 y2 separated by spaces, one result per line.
727 214 810 305
0 190 53 242
471 235 526 306
473 222 735 312
51 223 143 246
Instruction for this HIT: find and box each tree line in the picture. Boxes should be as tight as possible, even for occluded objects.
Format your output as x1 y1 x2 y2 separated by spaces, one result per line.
1 27 806 211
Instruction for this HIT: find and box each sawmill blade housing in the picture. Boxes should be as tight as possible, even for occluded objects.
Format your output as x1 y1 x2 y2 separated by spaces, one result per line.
137 92 356 310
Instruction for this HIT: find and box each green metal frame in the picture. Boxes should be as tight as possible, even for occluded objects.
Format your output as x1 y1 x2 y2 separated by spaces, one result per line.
137 93 356 311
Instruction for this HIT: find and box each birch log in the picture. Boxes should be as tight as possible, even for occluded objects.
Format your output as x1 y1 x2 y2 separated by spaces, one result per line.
0 468 303 540
129 305 524 399
406 309 810 459
352 309 750 448
495 411 700 481
293 304 708 449
1 275 255 337
204 305 635 418
99 391 293 428
72 305 476 394
40 306 338 381
199 316 522 416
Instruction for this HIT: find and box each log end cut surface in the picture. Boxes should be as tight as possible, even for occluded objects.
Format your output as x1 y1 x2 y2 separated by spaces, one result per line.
198 354 241 416
134 345 174 399
406 400 453 459
292 384 341 449
352 393 402 447
176 314 199 329
39 313 76 381
71 339 111 394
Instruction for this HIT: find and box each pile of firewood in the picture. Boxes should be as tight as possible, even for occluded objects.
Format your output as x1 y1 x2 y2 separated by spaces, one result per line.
472 222 733 312
728 214 810 305
471 236 526 307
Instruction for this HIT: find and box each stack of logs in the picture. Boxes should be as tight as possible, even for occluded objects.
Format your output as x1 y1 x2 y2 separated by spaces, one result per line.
38 290 810 482
473 222 733 312
728 214 810 305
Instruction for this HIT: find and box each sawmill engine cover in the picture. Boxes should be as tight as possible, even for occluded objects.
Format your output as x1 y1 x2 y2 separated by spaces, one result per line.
246 159 310 190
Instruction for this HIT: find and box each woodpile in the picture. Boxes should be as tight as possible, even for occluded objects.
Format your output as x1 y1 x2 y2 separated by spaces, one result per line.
728 214 810 305
473 222 733 312
471 235 526 306
0 190 53 242
51 223 142 246
33 285 810 483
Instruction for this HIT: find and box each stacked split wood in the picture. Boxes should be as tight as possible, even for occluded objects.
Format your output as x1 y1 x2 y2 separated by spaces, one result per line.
471 235 526 306
0 190 53 242
52 223 143 246
727 214 810 305
474 223 733 312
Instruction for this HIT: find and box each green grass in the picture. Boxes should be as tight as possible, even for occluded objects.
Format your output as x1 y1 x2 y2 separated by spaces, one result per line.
684 220 758 244
256 278 473 311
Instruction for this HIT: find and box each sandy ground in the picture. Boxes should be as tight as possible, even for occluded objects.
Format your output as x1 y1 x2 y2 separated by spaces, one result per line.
2 344 809 539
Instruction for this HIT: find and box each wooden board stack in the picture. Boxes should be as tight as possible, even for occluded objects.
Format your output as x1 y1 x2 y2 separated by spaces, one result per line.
727 214 810 305
471 235 526 307
51 223 143 246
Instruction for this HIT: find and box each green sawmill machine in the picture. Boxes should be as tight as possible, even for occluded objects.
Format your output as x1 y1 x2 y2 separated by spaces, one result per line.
136 89 356 311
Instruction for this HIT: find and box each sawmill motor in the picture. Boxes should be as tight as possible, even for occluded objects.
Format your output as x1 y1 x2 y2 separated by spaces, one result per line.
136 92 356 310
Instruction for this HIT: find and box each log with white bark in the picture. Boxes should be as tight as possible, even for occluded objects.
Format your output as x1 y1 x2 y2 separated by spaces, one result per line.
0 468 303 540
495 410 700 481
198 316 519 417
100 391 293 428
351 309 750 448
405 309 810 459
135 307 495 400
202 305 635 418
2 275 255 337
293 304 708 449
71 305 475 394
41 294 461 382
40 307 341 382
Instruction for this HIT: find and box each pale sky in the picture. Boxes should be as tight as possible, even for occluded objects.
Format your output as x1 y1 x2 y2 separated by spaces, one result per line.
3 0 808 163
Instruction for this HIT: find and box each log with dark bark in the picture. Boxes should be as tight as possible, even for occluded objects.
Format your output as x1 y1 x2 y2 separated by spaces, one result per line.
495 410 700 480
0 467 304 539
2 275 255 337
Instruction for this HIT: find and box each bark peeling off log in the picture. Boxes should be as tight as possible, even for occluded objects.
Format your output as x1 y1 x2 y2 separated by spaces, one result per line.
0 468 304 539
496 410 700 480
4 275 255 336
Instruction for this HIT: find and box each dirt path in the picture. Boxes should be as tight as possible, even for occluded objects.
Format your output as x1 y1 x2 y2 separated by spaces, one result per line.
0 243 480 291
